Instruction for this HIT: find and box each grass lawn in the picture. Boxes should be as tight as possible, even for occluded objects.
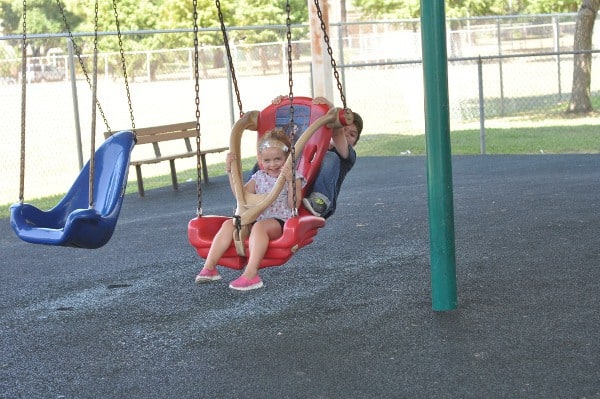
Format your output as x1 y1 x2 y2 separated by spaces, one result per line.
358 124 599 156
1 118 598 219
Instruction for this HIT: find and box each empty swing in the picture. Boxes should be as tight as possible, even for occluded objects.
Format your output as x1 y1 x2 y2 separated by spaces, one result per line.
10 0 136 249
187 0 354 269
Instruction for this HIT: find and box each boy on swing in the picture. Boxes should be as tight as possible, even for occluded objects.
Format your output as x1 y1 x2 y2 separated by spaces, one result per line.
303 97 363 218
195 130 305 291
270 95 363 219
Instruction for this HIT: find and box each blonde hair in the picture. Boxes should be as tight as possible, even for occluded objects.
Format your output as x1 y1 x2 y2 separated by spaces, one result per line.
257 129 292 154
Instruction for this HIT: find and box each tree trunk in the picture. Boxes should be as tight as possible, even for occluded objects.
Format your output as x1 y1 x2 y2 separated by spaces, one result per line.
567 0 600 113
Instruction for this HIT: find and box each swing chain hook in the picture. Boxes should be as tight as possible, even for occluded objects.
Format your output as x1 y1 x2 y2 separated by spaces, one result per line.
234 214 242 233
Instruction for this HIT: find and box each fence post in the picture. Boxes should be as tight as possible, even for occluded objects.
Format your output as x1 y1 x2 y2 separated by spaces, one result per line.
496 18 505 116
67 38 83 170
553 16 563 100
146 51 151 82
478 56 486 155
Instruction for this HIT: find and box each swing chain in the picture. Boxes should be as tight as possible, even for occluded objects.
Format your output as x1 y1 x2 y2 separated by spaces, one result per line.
56 0 111 133
112 0 136 133
19 0 27 203
192 0 203 216
216 0 244 117
285 0 297 217
88 0 100 208
285 0 294 106
314 0 346 109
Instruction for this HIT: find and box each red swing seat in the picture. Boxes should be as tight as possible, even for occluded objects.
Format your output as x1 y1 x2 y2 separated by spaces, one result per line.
187 96 335 270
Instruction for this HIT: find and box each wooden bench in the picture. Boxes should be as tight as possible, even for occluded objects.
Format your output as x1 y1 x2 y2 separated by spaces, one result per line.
104 122 228 197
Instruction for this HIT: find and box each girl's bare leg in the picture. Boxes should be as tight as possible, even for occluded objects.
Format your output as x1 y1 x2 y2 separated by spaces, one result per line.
202 219 235 270
240 219 283 279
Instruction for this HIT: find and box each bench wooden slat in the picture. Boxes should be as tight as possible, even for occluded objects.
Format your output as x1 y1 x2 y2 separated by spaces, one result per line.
135 130 196 144
104 122 197 141
104 123 228 197
133 122 197 136
198 147 230 154
130 147 228 166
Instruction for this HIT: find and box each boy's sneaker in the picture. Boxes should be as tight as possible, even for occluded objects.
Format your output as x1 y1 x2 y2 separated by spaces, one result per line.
229 275 264 291
195 268 221 284
302 192 330 217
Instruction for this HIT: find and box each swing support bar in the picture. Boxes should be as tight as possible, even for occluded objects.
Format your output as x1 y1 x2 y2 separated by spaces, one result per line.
421 0 458 311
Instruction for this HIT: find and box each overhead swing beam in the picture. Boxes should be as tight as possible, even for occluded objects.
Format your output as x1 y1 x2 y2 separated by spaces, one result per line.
420 0 458 311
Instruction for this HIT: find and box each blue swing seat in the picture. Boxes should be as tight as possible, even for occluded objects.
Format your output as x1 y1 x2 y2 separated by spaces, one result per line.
10 130 136 249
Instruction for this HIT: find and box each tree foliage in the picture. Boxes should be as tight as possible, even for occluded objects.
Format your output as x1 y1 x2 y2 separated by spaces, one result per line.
2 0 82 56
525 0 579 13
352 0 581 19
2 0 588 43
0 0 310 50
1 1 596 114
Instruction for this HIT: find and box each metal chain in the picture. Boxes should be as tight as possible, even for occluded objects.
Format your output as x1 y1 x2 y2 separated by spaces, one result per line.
88 0 99 207
18 0 27 203
286 0 297 216
286 0 294 106
192 0 203 215
313 0 346 109
112 0 136 133
56 0 111 133
215 0 243 117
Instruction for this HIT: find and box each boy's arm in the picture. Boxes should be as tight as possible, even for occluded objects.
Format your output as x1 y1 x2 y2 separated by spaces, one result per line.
330 127 350 159
313 97 350 159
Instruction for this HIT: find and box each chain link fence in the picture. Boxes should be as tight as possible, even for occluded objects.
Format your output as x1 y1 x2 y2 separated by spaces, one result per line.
1 13 599 203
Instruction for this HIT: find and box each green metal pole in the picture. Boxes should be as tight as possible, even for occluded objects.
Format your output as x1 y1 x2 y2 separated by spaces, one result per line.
420 0 457 311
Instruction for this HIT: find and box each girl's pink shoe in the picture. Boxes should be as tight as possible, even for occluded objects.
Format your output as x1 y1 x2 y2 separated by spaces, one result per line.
229 275 263 291
195 268 221 284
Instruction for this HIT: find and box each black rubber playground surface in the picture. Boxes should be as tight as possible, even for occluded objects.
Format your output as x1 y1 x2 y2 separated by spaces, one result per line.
1 155 599 399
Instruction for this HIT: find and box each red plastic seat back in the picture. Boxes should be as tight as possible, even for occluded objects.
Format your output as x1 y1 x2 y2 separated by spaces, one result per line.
187 97 331 269
255 96 331 193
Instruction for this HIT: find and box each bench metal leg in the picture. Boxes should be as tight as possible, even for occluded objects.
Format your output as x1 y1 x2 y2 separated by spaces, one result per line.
169 159 178 190
135 165 145 197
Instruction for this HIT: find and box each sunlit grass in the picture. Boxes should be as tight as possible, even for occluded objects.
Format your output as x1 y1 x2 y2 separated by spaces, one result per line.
356 124 599 156
1 120 598 219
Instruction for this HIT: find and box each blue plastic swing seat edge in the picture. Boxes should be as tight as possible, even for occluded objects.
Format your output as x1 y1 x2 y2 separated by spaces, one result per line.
10 130 136 249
